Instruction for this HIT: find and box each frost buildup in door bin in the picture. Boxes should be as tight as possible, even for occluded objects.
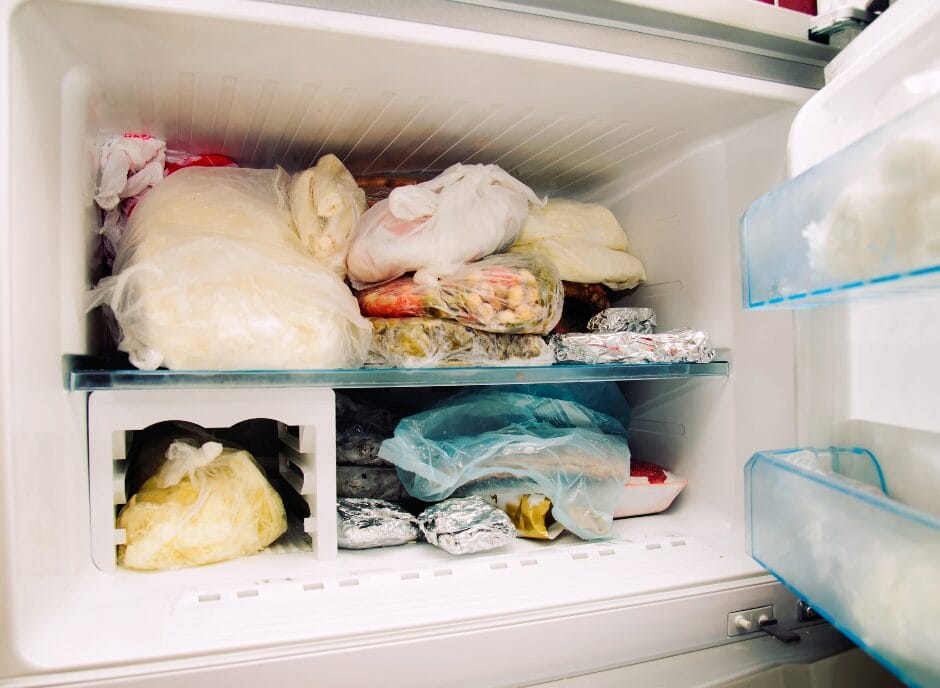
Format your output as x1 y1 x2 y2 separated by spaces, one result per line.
380 385 630 540
117 440 287 570
86 165 372 371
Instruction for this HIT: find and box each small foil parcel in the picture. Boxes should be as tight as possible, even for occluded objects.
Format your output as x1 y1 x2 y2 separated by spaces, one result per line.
587 307 656 334
552 328 716 364
418 497 516 555
336 498 419 550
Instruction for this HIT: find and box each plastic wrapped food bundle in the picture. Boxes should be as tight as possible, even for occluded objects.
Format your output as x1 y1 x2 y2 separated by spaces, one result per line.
117 440 287 570
289 154 366 280
418 497 516 555
587 307 656 334
337 465 409 501
552 329 716 364
482 493 564 540
509 198 647 291
357 254 563 335
86 166 372 370
335 393 397 467
347 162 544 288
336 498 419 550
367 317 553 368
379 387 630 539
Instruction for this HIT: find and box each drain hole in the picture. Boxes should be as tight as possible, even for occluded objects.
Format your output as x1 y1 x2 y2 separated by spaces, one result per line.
303 582 324 591
671 540 687 547
198 593 221 603
520 559 538 567
400 572 420 580
490 562 508 570
646 543 662 550
339 578 360 587
599 549 615 557
434 569 453 577
236 589 258 599
571 552 589 560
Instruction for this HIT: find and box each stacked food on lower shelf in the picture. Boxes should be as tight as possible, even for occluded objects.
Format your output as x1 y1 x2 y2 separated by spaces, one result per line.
86 135 716 371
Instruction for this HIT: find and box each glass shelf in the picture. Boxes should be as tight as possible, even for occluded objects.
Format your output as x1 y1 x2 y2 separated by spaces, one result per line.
745 447 940 688
741 93 940 309
65 355 730 391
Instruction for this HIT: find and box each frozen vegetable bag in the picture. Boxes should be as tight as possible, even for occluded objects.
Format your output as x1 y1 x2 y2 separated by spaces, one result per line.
379 388 631 539
87 166 372 370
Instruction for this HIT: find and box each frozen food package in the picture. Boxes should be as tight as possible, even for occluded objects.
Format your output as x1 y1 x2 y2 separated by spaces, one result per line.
346 163 544 288
117 440 287 570
517 198 629 250
337 465 409 501
124 421 214 498
614 460 687 518
367 317 553 368
418 497 516 555
483 493 564 540
354 173 431 207
336 498 419 550
357 253 563 335
86 166 372 370
552 329 716 364
510 239 646 291
587 307 656 334
289 154 366 280
380 388 630 539
335 393 397 467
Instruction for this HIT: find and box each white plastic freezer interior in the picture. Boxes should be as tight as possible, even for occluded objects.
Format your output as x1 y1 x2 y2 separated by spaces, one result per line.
0 0 813 684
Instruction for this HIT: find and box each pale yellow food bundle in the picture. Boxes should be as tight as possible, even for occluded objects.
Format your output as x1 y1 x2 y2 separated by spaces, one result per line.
117 440 287 571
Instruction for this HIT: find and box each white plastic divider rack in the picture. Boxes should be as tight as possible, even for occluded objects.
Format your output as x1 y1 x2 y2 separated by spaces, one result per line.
87 388 337 573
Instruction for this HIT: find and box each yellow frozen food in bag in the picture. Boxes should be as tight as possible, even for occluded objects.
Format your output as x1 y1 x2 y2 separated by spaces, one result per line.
117 440 287 570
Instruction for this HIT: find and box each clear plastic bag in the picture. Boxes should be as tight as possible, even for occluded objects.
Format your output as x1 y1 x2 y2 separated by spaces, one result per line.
367 317 553 368
86 166 372 370
357 254 563 335
510 240 646 291
116 440 287 570
379 388 630 540
346 163 544 288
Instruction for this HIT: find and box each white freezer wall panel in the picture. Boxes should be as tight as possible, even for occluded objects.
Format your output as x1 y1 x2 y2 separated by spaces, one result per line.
0 0 810 680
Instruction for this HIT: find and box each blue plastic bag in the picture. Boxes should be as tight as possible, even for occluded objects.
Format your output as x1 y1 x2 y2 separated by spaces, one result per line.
378 385 630 539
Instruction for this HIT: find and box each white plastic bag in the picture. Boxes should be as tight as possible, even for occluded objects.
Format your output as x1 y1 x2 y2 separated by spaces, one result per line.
289 154 366 280
87 166 372 370
117 440 287 570
346 163 544 288
95 134 167 211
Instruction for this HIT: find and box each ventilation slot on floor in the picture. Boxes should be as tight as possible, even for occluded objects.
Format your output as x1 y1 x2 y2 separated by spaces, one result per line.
303 582 324 591
646 543 662 551
490 562 508 570
599 549 615 557
236 589 259 599
433 569 453 577
671 540 687 547
520 559 538 567
198 593 221 603
339 578 360 587
400 572 420 580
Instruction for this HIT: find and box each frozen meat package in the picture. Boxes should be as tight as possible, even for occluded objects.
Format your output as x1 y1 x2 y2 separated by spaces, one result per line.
379 386 631 539
357 253 564 335
87 166 372 370
346 162 544 288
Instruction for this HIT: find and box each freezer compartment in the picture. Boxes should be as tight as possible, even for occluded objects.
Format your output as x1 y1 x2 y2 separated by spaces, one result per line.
745 447 940 687
88 389 338 572
741 94 940 309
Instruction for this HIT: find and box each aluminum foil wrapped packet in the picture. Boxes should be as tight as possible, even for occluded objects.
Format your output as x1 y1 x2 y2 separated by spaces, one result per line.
587 307 656 334
336 498 419 550
552 328 716 364
418 497 516 555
